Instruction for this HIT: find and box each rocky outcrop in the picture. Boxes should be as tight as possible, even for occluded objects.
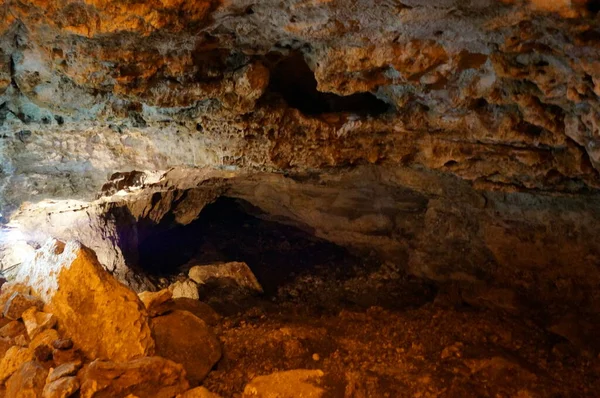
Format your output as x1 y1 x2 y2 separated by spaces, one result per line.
13 240 155 362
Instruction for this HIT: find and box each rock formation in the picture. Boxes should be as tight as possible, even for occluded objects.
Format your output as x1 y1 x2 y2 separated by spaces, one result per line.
0 0 599 395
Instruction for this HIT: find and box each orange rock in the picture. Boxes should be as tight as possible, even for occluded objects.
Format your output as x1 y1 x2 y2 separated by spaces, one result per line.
15 240 154 362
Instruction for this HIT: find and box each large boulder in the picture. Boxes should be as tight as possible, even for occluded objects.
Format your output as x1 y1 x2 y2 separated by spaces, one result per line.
151 310 221 385
78 356 189 398
14 240 154 362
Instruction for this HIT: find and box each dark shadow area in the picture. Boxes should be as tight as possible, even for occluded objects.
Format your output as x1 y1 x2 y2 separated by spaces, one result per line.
267 52 391 116
137 197 361 295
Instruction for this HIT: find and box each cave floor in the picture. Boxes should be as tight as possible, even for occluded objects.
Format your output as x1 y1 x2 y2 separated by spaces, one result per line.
203 288 600 397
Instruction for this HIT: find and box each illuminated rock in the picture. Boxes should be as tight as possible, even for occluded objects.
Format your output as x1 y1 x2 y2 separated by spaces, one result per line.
242 369 326 398
78 357 189 398
14 240 155 362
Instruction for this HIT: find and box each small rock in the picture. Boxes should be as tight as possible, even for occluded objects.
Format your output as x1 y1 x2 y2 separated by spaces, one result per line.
52 349 83 367
178 386 223 398
42 376 79 398
151 310 221 385
188 262 263 295
78 357 189 398
6 361 48 397
52 338 73 350
0 284 31 309
30 329 60 351
3 292 44 320
47 361 82 383
22 307 57 339
169 280 200 300
138 289 173 317
242 369 325 398
14 335 28 347
0 321 27 339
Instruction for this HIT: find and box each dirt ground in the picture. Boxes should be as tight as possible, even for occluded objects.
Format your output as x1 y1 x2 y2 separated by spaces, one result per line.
148 198 600 397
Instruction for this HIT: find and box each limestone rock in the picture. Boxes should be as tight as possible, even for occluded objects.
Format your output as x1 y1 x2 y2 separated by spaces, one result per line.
188 262 263 295
21 308 57 339
0 347 34 384
242 369 326 398
171 298 221 326
42 376 79 398
178 387 222 398
78 357 189 398
138 289 173 317
5 361 48 398
151 310 221 385
169 280 200 300
0 322 26 340
3 293 44 320
29 329 60 351
14 240 154 361
47 362 81 383
0 285 32 310
0 337 14 358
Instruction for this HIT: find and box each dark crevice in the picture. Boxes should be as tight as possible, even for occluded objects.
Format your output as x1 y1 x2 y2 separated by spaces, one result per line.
266 52 391 116
134 197 361 296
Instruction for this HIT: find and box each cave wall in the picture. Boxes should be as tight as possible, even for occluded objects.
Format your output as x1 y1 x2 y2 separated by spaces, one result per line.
0 0 599 317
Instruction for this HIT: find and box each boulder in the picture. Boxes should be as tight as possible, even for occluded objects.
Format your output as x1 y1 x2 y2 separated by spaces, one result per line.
0 346 34 383
178 387 223 398
138 289 173 317
169 280 200 300
151 310 221 385
78 357 189 398
21 308 57 339
42 376 80 398
188 262 263 295
3 292 44 320
171 298 221 326
14 240 154 361
242 369 325 398
5 361 48 398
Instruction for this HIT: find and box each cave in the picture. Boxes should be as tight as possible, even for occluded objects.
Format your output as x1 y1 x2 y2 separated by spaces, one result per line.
135 197 362 297
0 0 600 396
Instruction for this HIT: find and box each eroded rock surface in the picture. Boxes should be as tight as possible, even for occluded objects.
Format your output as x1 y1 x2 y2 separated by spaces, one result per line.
13 240 155 362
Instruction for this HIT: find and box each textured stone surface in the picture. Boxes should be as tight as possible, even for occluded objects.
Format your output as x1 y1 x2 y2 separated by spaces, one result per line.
242 369 325 398
13 240 155 362
42 376 80 398
0 0 599 323
178 387 222 398
188 262 263 295
151 310 222 385
78 357 189 398
5 361 48 398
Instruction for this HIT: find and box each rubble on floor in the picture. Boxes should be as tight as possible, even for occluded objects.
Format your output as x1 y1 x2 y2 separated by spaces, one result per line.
0 239 597 397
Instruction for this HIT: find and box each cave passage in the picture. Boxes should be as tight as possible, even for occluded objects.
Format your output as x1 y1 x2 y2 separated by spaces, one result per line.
136 197 360 295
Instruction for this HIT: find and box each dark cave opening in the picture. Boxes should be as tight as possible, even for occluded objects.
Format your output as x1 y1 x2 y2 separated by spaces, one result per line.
136 197 360 296
266 52 392 116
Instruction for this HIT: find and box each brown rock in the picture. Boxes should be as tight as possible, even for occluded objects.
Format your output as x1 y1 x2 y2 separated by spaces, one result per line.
0 322 26 340
0 284 31 310
169 280 199 300
138 289 173 317
34 345 53 363
0 337 14 358
30 329 60 351
52 349 83 367
5 361 48 398
15 240 154 362
52 339 73 350
42 376 79 398
0 347 35 384
178 387 222 398
78 357 189 398
47 362 82 383
151 310 221 385
242 369 326 398
188 262 263 295
171 298 221 326
3 293 44 321
22 308 57 339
